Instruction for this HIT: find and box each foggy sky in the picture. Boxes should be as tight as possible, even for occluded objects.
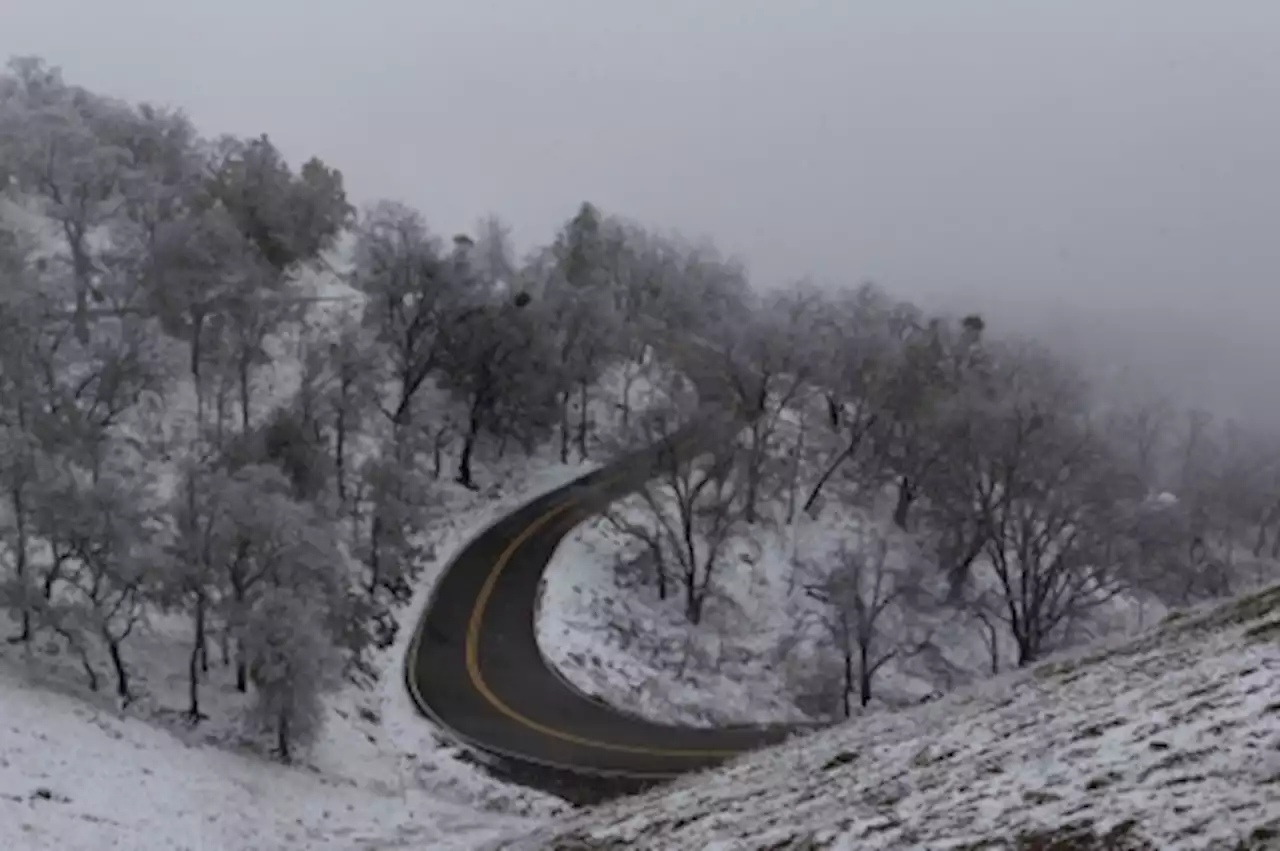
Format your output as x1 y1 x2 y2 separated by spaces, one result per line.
3 1 1279 419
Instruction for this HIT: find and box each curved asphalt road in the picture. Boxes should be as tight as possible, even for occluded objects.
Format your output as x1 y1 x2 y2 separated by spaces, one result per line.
405 338 817 803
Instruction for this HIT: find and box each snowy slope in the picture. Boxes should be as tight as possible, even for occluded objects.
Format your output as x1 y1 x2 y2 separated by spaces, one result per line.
0 455 587 851
0 659 537 851
503 585 1280 850
537 510 816 727
0 307 678 850
0 450 630 851
533 383 1212 732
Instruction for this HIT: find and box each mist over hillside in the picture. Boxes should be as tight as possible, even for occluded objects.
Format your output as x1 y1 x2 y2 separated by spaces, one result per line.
912 283 1278 427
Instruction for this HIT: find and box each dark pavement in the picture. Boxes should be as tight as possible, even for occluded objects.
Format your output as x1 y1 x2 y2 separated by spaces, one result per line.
404 340 821 802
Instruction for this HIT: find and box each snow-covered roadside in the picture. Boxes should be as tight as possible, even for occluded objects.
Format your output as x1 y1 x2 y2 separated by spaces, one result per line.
504 585 1280 850
534 374 823 727
0 458 598 851
0 350 678 849
535 489 978 728
0 442 640 850
532 388 1199 732
371 360 674 802
374 459 600 817
536 512 811 727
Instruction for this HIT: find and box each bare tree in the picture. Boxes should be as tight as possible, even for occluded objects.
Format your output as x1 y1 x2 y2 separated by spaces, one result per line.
537 264 620 462
803 530 929 717
1101 382 1175 491
873 313 987 530
29 454 159 704
609 399 743 624
351 201 456 431
0 236 44 644
969 342 1137 666
437 293 554 488
720 284 825 524
801 283 903 515
158 461 230 721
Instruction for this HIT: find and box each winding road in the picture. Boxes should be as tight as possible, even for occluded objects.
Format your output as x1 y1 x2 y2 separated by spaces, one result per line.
403 337 814 804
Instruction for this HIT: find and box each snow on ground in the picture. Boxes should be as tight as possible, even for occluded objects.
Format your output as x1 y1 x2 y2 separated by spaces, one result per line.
0 657 538 851
535 470 980 728
373 460 602 812
537 515 809 727
0 451 585 850
536 379 839 727
534 387 1221 731
0 450 605 849
503 584 1280 850
2 197 708 847
0 328 677 848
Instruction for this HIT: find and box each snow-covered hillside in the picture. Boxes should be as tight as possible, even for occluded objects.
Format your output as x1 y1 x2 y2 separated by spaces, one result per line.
534 359 1280 731
506 584 1280 850
8 54 1280 851
535 395 982 728
0 454 590 850
0 658 531 851
0 324 673 849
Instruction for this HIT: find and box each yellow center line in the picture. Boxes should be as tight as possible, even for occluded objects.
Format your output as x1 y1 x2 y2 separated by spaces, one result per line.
408 337 753 763
461 443 744 759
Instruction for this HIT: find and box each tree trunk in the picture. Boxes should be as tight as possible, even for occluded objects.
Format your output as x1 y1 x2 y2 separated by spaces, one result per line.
367 513 384 596
558 392 571 463
105 633 131 704
456 401 482 490
277 707 291 763
858 642 873 708
7 485 31 644
238 357 252 434
984 618 1000 675
620 366 636 429
335 396 348 502
191 316 207 436
785 413 807 524
803 441 857 515
65 219 94 345
1015 628 1037 668
42 553 61 600
390 382 415 430
188 594 207 722
576 380 590 459
431 427 450 478
943 532 989 604
841 644 853 719
684 580 705 625
892 476 915 530
215 377 228 448
743 426 765 524
232 556 250 692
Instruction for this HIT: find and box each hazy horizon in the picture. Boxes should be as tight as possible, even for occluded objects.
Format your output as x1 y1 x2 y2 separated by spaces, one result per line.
4 1 1278 420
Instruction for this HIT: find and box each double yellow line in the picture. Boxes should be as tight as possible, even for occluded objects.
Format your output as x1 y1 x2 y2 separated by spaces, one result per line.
408 338 748 765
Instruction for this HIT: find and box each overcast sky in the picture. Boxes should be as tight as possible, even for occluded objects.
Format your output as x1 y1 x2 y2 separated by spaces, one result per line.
3 1 1279 418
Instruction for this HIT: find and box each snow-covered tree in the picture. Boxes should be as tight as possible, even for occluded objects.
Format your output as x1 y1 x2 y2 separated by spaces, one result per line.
607 390 744 624
802 528 931 716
